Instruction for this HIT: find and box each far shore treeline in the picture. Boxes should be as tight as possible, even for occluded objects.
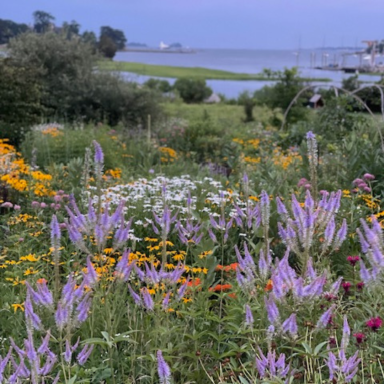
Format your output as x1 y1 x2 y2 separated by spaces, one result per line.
0 10 126 58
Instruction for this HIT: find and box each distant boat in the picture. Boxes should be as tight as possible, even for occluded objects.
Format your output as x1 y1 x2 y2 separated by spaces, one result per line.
160 41 170 50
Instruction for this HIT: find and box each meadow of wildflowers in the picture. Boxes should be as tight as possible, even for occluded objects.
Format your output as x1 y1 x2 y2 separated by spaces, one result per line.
1 124 384 384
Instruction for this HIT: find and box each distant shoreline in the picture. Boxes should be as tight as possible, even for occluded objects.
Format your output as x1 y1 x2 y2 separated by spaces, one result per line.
99 60 332 82
122 48 196 54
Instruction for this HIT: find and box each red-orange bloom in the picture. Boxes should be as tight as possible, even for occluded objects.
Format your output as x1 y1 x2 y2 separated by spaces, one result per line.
215 263 239 272
264 279 273 292
209 284 233 292
187 278 201 287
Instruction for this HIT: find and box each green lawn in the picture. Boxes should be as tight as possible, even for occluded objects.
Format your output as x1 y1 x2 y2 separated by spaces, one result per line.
99 60 331 82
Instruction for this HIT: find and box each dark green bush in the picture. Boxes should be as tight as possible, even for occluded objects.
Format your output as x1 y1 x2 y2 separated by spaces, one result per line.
173 78 212 103
8 32 161 128
0 58 44 145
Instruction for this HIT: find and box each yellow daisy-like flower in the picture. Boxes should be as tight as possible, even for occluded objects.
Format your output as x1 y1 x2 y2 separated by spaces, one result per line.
12 303 25 313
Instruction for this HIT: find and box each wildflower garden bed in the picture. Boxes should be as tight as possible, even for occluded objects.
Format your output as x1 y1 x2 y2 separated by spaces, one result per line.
0 127 384 384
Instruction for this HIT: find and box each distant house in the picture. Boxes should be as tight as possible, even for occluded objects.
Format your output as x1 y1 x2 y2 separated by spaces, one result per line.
204 93 221 104
309 94 324 109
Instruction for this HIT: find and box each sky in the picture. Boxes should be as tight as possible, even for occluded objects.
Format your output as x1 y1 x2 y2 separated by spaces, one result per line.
2 0 384 50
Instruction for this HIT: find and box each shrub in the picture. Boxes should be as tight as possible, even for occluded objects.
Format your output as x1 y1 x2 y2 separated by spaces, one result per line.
0 58 43 145
8 32 161 127
173 77 212 103
254 67 311 124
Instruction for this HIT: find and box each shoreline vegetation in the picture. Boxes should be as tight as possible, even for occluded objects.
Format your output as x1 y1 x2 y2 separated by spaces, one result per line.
99 59 332 82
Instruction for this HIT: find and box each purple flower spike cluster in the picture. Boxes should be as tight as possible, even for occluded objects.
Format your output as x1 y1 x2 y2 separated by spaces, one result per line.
357 216 384 283
0 331 60 384
157 350 172 384
255 348 290 383
235 245 272 289
127 261 187 311
45 274 93 331
176 218 203 245
233 198 261 230
152 206 177 237
276 190 346 260
326 317 360 383
93 140 104 178
209 211 233 244
271 254 328 302
66 197 131 253
0 274 95 383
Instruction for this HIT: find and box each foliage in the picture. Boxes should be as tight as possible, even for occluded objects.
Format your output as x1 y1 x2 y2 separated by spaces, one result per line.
238 91 256 122
8 32 161 127
98 34 117 59
0 19 29 45
144 78 172 93
173 77 212 103
0 58 43 145
254 67 311 124
33 10 55 34
100 26 127 50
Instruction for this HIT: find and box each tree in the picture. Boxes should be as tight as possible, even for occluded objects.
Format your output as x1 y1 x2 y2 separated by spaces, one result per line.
0 19 29 45
33 10 55 34
82 31 97 47
254 67 310 124
100 26 127 50
173 78 212 103
8 32 161 127
144 78 172 93
238 91 256 122
98 35 117 59
0 58 43 145
61 20 80 40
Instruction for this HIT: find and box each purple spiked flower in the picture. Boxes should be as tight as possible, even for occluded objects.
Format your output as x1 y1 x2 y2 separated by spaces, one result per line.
157 350 171 384
177 279 189 300
142 288 154 311
162 292 171 310
282 313 298 337
115 250 134 281
324 217 336 248
341 315 350 351
85 257 98 287
50 214 61 242
264 295 280 324
276 197 288 217
93 140 104 165
359 260 372 283
77 344 94 366
128 284 142 306
37 332 51 355
334 219 347 249
64 340 72 363
25 294 41 330
76 293 92 323
55 302 69 331
316 304 335 329
245 305 254 326
260 190 270 227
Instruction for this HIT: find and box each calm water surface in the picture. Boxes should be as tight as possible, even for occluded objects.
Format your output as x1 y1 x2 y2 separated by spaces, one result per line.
115 49 381 98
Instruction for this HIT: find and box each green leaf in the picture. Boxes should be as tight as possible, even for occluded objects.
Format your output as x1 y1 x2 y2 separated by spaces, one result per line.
313 341 328 356
67 375 78 384
239 377 250 384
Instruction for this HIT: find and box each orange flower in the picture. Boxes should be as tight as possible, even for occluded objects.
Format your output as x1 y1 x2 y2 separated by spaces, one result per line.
187 278 201 287
209 284 233 292
37 278 47 285
264 279 273 292
215 263 239 272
